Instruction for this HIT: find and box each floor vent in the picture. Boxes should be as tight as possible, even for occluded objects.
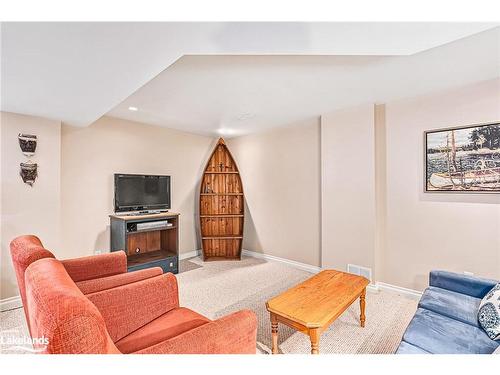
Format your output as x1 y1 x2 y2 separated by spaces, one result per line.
347 264 372 282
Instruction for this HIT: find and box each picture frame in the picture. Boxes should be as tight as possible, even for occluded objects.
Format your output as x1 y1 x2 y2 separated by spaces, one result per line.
424 121 500 193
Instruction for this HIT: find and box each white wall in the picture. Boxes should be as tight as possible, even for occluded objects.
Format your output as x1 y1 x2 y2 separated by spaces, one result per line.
61 116 214 259
2 80 499 300
1 113 215 301
227 118 322 267
320 105 377 274
320 80 500 291
384 79 500 290
1 112 61 300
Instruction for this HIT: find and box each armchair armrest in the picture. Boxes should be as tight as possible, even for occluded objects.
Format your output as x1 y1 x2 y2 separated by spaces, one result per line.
62 251 127 282
136 309 257 354
430 270 498 298
86 273 179 342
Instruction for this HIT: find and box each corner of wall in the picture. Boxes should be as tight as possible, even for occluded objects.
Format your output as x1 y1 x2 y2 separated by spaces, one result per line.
374 103 387 283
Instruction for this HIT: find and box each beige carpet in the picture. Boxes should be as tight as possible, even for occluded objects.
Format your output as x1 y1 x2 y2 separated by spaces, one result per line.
1 256 417 354
179 258 203 273
182 256 418 354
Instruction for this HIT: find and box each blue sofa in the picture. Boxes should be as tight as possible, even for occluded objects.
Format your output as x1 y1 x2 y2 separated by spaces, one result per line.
397 270 499 354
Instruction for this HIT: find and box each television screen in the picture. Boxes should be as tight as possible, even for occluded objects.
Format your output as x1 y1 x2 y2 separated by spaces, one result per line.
114 174 171 212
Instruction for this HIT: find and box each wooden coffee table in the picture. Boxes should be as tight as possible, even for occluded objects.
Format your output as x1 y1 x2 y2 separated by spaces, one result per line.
265 270 369 354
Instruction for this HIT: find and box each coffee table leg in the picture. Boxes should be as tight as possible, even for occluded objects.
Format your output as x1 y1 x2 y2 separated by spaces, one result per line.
271 313 279 354
309 328 320 354
360 287 366 328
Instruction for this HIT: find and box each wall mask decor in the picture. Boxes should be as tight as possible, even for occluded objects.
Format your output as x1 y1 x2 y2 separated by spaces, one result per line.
20 161 38 187
18 133 37 157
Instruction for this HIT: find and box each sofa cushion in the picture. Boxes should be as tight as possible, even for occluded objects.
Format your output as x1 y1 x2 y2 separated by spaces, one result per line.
115 307 210 353
403 308 499 354
418 286 481 327
478 284 500 340
396 341 430 354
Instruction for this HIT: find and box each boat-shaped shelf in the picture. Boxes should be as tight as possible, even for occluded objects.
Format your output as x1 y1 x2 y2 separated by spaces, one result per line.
199 138 244 261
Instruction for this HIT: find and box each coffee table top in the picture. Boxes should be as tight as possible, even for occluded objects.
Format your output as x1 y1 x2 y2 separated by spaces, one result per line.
266 270 369 328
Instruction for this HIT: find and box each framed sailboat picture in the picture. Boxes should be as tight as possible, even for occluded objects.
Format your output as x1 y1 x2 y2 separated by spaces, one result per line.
424 122 500 193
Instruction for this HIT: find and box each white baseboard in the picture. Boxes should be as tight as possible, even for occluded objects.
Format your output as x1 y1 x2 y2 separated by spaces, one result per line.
242 249 322 274
376 282 423 299
242 250 422 299
366 284 380 292
179 250 201 260
0 295 22 312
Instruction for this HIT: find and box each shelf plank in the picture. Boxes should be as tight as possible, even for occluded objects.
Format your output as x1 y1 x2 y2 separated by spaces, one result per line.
202 235 243 240
203 171 239 174
109 212 180 221
204 256 241 261
200 193 243 196
127 249 177 267
200 214 244 218
127 226 176 234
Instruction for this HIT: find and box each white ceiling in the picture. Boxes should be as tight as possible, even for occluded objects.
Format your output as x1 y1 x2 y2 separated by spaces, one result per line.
1 22 499 134
110 27 500 137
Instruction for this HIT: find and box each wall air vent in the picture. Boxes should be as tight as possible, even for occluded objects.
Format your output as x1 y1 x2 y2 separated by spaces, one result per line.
347 264 372 283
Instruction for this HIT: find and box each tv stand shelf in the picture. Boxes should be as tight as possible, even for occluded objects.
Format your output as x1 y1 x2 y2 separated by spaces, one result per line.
110 212 180 274
111 212 177 221
127 249 177 267
127 225 177 234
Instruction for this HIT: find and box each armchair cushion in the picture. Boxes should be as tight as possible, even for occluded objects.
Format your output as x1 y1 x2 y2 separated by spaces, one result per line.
61 251 127 282
86 273 179 342
136 310 257 354
116 307 210 353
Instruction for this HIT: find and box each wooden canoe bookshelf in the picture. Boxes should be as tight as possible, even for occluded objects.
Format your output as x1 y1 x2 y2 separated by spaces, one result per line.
199 138 244 260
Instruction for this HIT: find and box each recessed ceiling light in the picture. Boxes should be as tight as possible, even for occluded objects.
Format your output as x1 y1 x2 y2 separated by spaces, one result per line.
128 106 138 111
217 128 235 136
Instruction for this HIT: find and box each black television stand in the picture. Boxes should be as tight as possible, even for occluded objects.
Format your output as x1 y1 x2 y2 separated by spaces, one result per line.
109 212 180 274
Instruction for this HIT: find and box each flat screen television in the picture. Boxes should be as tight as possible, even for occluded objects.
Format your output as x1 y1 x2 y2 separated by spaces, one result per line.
114 174 171 213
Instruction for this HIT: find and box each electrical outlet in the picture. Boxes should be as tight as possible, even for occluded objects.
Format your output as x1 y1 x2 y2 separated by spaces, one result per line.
463 271 474 276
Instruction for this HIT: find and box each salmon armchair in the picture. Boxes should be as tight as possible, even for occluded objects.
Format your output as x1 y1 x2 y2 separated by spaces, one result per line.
10 235 163 334
25 258 258 354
